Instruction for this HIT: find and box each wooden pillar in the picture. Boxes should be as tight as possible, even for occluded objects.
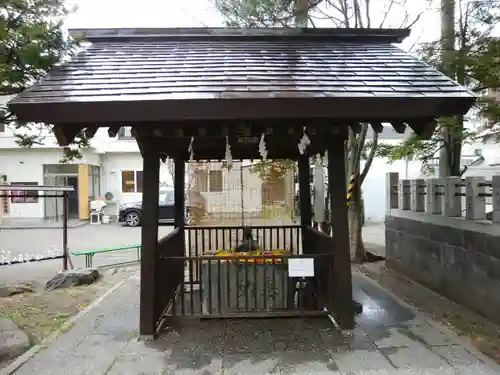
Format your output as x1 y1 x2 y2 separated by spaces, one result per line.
298 155 312 253
174 158 186 228
327 133 354 329
139 148 160 337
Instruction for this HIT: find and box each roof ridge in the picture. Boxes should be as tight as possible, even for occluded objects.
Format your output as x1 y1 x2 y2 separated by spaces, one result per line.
69 27 410 44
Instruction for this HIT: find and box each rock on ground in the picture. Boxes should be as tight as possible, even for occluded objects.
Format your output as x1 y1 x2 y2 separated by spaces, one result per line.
0 282 37 298
45 268 100 291
0 318 30 362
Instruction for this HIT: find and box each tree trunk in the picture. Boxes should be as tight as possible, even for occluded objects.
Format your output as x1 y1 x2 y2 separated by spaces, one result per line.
438 0 456 177
348 179 364 262
295 0 308 26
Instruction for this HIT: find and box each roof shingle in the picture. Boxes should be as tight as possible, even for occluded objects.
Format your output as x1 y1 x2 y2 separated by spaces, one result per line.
15 40 471 103
8 28 475 125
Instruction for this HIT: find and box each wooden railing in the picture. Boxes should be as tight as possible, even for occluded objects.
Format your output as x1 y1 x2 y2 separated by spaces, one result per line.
160 253 331 318
185 225 302 257
303 226 336 317
155 228 184 329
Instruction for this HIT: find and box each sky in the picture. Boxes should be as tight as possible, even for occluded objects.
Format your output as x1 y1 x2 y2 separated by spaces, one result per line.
63 0 442 52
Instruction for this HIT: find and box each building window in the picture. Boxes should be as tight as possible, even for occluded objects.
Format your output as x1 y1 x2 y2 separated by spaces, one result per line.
88 165 101 199
118 127 133 140
121 170 143 193
194 169 223 192
10 182 39 203
209 170 223 192
474 149 483 157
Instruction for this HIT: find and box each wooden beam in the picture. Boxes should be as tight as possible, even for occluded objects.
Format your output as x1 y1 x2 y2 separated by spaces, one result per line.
410 119 437 140
349 123 362 134
83 125 98 138
52 124 81 146
370 122 384 133
390 121 407 134
327 131 354 329
107 126 121 137
139 148 160 337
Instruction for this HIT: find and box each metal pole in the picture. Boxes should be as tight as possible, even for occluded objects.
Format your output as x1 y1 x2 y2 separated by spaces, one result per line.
62 191 68 271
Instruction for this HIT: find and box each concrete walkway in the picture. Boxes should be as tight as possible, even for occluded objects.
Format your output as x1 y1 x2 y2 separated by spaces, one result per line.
362 222 386 258
6 270 500 375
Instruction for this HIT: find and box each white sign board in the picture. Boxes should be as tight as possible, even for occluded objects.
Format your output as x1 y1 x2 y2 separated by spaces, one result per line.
288 258 315 277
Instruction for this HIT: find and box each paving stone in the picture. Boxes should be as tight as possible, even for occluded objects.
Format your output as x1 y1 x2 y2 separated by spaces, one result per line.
222 353 280 375
277 350 339 374
13 352 116 375
385 345 448 369
331 349 395 373
106 353 170 375
165 356 223 375
432 345 484 367
406 322 454 346
121 339 169 356
75 334 128 356
451 364 500 374
369 327 422 349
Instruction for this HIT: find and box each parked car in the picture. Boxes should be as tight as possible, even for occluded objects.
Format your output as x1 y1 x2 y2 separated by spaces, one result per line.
119 188 190 227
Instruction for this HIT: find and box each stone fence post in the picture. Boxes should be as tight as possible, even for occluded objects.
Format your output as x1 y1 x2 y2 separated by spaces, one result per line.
442 177 462 217
465 176 485 220
425 179 442 214
399 179 411 210
386 172 399 212
493 175 500 224
410 179 425 212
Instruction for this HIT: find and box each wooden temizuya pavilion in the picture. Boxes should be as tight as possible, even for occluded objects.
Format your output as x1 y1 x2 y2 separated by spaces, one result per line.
8 28 475 338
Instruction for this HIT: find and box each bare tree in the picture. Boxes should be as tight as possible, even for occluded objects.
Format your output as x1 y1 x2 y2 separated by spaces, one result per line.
215 0 427 262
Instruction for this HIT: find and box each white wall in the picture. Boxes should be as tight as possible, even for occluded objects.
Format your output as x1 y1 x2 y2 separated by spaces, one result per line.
0 148 101 218
100 152 172 205
362 157 426 223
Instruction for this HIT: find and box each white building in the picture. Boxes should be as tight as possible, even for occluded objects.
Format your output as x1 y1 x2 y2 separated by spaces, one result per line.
1 119 497 222
0 125 173 220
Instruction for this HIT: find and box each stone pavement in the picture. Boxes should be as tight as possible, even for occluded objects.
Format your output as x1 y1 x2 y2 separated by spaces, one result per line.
0 224 173 285
7 270 500 375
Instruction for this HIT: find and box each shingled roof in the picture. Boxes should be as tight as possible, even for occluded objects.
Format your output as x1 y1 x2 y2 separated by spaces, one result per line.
8 27 475 130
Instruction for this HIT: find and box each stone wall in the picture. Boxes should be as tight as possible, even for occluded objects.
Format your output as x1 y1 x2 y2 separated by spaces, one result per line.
386 209 500 324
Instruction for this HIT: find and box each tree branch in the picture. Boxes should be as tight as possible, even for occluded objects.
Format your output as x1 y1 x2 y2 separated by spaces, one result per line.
360 131 378 184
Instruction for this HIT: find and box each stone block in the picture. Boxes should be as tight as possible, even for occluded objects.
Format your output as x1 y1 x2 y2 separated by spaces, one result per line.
385 213 500 325
45 268 100 291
